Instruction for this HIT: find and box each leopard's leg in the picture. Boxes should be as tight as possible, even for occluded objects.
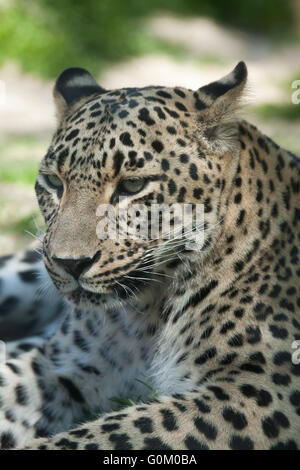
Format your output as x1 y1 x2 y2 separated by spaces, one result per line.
25 372 300 450
0 306 150 449
0 246 65 341
5 336 47 360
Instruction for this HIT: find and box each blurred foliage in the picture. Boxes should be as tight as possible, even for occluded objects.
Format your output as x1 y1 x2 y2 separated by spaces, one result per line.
0 0 298 78
2 211 41 234
0 136 43 185
252 102 300 121
0 158 38 184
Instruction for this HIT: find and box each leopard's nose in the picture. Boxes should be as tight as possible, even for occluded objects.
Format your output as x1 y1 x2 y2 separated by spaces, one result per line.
53 251 101 280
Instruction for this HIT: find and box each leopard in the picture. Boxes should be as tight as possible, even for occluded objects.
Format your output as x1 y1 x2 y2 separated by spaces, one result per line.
0 244 64 343
0 61 299 450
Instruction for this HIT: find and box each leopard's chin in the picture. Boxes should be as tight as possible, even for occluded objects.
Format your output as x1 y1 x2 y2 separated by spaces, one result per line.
65 287 120 310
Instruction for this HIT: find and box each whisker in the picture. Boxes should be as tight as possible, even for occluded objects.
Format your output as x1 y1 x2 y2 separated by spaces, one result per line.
134 269 172 278
25 230 44 243
123 274 162 284
115 280 138 300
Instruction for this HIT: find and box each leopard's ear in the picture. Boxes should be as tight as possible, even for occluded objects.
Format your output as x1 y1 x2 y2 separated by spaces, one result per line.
196 62 248 149
199 61 247 105
53 67 106 120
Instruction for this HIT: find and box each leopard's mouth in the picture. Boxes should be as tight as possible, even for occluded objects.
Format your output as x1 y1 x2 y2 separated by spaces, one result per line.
66 286 117 309
75 256 155 300
65 264 154 307
48 251 156 307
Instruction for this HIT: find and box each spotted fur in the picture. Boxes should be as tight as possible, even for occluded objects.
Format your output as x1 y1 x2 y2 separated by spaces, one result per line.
0 62 299 450
0 245 64 342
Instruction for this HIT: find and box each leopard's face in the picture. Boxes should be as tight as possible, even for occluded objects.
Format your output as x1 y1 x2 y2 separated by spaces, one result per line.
35 66 245 308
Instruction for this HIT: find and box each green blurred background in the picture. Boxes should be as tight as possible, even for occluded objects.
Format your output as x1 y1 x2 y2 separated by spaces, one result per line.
0 0 299 254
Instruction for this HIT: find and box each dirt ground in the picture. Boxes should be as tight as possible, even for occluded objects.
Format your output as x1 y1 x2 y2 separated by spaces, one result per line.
0 15 299 255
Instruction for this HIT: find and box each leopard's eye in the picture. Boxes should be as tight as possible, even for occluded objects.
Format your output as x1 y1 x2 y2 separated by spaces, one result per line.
44 174 64 193
118 178 146 195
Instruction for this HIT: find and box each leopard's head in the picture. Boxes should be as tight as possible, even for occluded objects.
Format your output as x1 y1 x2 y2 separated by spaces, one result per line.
35 63 247 308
